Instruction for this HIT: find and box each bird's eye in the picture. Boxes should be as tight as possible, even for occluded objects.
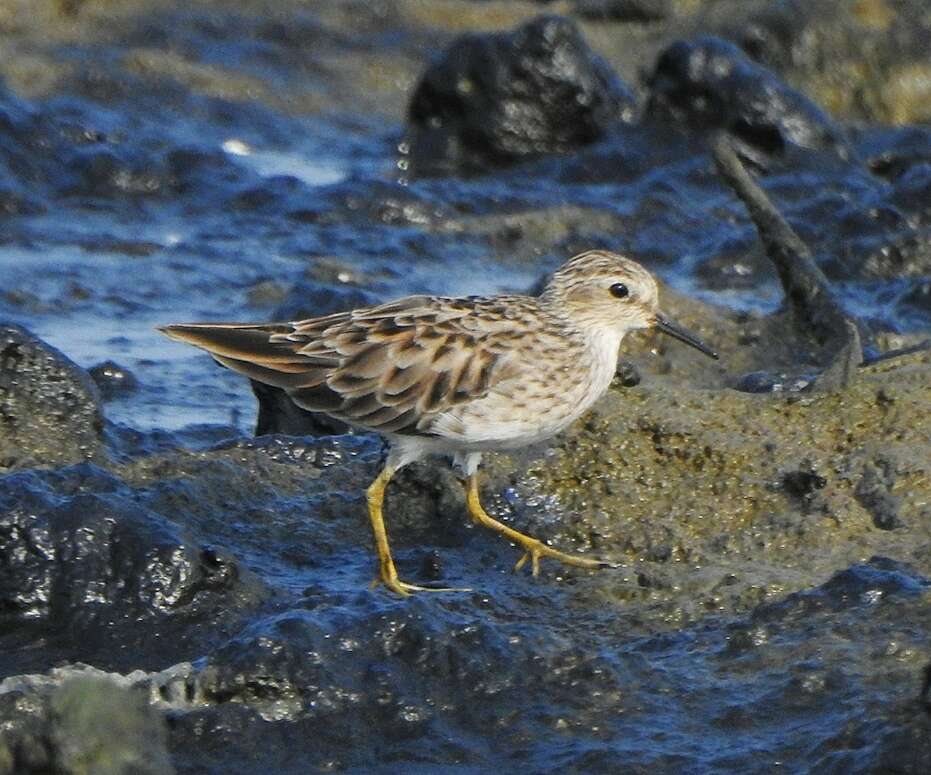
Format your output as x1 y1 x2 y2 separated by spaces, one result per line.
609 283 629 299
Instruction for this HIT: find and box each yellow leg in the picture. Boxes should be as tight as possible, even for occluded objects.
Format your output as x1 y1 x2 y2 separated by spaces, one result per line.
366 465 469 596
464 474 614 577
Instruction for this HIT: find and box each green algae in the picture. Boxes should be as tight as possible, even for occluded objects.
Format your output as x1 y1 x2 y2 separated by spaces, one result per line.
482 338 931 622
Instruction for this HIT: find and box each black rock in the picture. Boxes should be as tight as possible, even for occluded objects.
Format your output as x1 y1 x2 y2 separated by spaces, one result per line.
859 126 931 182
88 359 140 401
0 324 104 471
0 84 54 211
781 467 827 499
65 145 168 198
179 600 626 771
751 557 926 622
646 36 848 159
310 179 453 227
731 370 814 394
855 462 903 530
0 462 261 674
615 359 641 387
573 0 672 22
900 279 931 318
732 371 780 393
252 380 351 436
406 14 636 174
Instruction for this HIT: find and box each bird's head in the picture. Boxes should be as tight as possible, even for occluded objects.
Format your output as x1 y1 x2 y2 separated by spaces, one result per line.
541 250 718 359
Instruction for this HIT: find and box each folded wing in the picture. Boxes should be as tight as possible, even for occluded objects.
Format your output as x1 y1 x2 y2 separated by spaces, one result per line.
159 296 515 436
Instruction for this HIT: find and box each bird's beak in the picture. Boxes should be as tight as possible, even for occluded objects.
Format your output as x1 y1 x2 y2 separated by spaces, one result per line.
653 313 719 360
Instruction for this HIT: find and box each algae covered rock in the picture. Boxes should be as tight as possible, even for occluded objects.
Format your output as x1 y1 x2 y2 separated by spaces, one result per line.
721 0 931 125
646 35 848 158
486 345 931 621
0 325 104 472
0 673 172 775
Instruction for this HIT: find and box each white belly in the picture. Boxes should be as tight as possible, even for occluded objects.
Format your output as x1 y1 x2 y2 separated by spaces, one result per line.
427 327 622 451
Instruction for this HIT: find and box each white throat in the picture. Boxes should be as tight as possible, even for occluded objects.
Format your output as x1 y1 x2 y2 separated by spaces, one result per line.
585 326 626 401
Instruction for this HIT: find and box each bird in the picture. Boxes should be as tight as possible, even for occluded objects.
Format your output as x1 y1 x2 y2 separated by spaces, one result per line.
160 250 718 595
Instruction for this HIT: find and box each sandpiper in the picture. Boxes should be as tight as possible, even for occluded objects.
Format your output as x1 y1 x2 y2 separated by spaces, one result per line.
160 250 718 595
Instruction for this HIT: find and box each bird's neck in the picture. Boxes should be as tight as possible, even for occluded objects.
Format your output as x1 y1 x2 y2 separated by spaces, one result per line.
584 326 625 389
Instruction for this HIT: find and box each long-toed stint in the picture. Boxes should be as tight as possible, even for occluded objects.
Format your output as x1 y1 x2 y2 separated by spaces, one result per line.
160 250 718 595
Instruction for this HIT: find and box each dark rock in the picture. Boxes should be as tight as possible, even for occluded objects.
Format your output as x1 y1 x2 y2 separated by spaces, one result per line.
313 179 453 227
855 461 903 530
615 359 641 387
727 0 808 72
751 557 926 622
0 463 260 673
0 324 104 471
859 126 931 182
647 36 848 159
781 466 827 499
182 602 627 770
573 0 672 22
731 370 814 393
160 556 931 772
88 360 140 401
252 380 351 437
406 15 636 174
900 280 931 318
65 145 167 198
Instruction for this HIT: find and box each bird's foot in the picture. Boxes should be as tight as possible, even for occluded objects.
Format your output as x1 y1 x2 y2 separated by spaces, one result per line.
463 474 614 579
371 573 471 597
513 538 616 577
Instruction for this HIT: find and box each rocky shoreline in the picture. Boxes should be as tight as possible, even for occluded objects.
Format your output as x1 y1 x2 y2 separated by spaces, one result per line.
2 1 931 772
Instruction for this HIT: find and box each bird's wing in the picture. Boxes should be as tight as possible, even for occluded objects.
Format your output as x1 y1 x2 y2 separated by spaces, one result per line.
159 295 522 435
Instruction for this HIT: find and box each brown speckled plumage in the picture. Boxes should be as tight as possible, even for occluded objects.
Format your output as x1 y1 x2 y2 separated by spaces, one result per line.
160 251 717 594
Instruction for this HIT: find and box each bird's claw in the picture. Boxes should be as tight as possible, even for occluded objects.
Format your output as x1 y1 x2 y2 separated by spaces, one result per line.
514 550 540 577
372 574 471 596
512 539 612 577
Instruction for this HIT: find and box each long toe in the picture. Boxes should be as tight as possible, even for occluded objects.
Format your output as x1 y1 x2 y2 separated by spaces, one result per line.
512 539 612 576
595 560 622 570
380 576 472 595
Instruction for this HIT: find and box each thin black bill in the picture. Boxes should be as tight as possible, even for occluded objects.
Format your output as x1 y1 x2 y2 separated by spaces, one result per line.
655 314 719 360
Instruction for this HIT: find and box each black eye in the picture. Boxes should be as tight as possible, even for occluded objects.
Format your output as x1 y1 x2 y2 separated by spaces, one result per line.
609 283 629 299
